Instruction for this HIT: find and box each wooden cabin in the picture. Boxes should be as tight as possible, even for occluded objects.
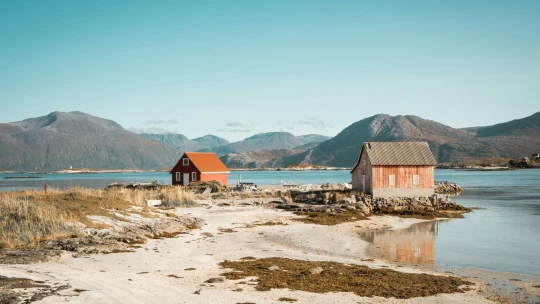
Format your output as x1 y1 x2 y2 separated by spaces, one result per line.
169 152 229 186
351 142 437 198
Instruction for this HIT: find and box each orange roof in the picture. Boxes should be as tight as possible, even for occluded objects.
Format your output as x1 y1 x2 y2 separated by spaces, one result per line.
185 152 229 173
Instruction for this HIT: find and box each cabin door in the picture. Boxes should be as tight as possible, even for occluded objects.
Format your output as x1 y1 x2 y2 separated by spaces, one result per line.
183 173 189 186
362 175 365 192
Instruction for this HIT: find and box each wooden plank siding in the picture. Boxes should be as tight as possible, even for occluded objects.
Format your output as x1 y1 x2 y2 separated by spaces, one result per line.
200 173 228 185
351 150 372 191
351 142 436 197
372 165 434 189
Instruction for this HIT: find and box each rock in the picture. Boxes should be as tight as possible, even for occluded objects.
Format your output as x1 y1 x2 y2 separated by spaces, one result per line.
306 267 323 275
268 265 280 271
205 277 225 283
193 288 202 295
0 291 19 304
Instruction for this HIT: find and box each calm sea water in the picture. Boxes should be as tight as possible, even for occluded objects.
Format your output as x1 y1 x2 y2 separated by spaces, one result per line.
432 169 540 277
1 169 539 278
0 170 352 190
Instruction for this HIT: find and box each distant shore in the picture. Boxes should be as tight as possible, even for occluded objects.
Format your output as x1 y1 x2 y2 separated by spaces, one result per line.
4 166 540 175
230 166 350 171
436 166 515 171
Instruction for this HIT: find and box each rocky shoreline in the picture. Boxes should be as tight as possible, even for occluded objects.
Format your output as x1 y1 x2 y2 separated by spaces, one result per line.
274 190 469 219
434 181 464 194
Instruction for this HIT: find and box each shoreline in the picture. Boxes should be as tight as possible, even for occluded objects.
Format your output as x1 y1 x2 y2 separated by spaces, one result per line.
0 204 502 304
1 189 537 303
3 167 540 176
0 167 353 175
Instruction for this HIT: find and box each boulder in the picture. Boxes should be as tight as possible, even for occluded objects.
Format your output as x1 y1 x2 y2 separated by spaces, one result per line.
205 277 225 283
306 267 323 275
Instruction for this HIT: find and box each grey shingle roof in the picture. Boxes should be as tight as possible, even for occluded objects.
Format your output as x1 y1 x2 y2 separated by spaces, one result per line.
364 142 437 166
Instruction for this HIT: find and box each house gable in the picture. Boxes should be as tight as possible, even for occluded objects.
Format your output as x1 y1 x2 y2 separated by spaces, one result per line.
170 152 229 186
351 141 436 197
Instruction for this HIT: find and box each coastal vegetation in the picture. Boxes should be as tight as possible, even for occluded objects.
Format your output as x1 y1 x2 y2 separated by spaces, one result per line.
293 210 369 225
220 257 473 298
0 186 196 248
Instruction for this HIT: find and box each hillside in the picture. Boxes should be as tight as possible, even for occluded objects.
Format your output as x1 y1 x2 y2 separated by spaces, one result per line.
139 133 229 151
220 149 303 168
473 112 540 138
0 111 181 171
276 114 472 167
276 113 540 167
201 132 328 155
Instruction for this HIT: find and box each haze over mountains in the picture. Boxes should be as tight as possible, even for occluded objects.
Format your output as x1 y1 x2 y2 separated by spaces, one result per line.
198 132 330 155
139 133 230 152
0 111 539 171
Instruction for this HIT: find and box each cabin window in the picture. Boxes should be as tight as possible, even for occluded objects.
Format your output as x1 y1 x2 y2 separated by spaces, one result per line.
183 158 189 166
412 175 420 186
176 172 180 181
388 175 395 186
192 172 197 181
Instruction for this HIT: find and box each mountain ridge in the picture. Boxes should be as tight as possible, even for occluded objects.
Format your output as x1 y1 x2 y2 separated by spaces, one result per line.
0 111 181 171
199 132 330 156
273 112 540 167
139 133 229 152
1 111 539 171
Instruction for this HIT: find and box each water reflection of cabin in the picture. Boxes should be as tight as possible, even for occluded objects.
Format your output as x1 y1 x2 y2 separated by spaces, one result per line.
359 221 438 264
351 142 437 197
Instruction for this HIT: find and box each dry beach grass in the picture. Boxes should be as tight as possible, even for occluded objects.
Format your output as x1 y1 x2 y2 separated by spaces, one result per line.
0 187 196 248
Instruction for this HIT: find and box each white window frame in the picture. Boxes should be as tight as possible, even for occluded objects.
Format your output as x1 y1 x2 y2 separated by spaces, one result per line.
183 158 189 166
412 175 420 186
389 175 395 186
176 172 180 182
191 172 197 181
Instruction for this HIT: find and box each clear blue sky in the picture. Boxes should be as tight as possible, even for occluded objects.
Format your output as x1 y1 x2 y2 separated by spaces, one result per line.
1 0 539 141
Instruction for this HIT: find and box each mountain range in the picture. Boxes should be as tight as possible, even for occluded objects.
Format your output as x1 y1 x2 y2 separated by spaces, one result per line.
0 111 181 171
0 111 539 171
198 132 330 155
273 113 540 167
139 133 230 152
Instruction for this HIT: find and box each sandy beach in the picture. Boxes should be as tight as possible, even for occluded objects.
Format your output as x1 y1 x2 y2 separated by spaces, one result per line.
1 202 495 304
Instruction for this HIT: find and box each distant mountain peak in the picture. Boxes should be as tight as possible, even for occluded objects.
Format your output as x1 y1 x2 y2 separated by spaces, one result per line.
244 132 295 141
139 133 229 152
0 111 180 171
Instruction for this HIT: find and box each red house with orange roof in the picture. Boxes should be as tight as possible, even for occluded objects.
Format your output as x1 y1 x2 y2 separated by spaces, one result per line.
169 152 230 186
